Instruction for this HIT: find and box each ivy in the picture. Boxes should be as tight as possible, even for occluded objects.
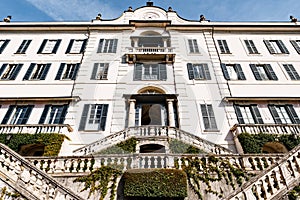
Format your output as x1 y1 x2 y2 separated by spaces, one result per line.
288 185 300 200
169 139 206 154
96 137 137 154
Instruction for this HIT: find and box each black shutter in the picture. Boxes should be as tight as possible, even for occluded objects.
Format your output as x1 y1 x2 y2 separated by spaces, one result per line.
39 105 51 124
71 63 80 80
91 63 98 80
223 40 230 53
250 64 262 80
268 105 282 124
100 104 108 131
37 39 48 54
235 64 246 80
23 63 36 80
80 39 88 53
278 40 289 54
264 64 278 80
65 39 74 53
220 63 230 80
112 39 118 53
23 40 32 53
1 105 15 124
16 40 27 53
59 104 69 124
284 64 300 80
290 40 300 54
0 40 10 53
97 39 104 53
264 40 276 54
251 105 264 124
134 63 143 80
0 64 8 77
188 40 194 53
286 105 300 124
55 63 65 80
10 64 23 80
52 39 62 54
21 105 34 124
244 40 253 54
79 104 90 131
40 63 51 80
234 105 245 124
187 63 194 80
203 64 211 80
159 64 167 80
217 40 225 53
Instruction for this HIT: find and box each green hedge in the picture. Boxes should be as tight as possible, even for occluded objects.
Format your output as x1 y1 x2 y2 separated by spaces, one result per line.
169 139 206 154
123 169 187 198
96 137 137 154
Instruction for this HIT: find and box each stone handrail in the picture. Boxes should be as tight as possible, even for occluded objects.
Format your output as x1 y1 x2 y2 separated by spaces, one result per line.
0 143 83 200
0 124 73 134
73 126 233 155
127 46 174 53
227 144 300 199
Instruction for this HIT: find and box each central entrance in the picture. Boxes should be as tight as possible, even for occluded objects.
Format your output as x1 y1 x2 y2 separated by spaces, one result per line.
137 104 166 126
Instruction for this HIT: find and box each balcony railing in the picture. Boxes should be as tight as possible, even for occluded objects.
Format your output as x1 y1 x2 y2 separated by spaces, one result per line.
0 124 73 134
127 47 174 53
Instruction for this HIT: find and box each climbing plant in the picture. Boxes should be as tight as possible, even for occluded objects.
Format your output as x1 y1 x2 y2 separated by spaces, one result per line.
95 137 137 154
169 139 206 154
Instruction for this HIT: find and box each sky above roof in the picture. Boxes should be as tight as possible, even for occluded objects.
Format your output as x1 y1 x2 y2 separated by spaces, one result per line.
1 0 300 22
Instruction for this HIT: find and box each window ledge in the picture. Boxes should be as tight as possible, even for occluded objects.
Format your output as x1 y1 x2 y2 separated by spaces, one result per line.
203 129 220 133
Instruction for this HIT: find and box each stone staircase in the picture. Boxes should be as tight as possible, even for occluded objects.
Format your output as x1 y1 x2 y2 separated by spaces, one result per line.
73 126 234 155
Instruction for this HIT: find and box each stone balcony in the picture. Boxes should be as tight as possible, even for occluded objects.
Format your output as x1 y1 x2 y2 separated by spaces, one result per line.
0 124 73 134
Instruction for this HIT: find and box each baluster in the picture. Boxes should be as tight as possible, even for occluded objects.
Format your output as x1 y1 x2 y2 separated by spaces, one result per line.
141 156 145 168
78 159 85 173
161 156 166 168
153 156 158 168
85 158 91 173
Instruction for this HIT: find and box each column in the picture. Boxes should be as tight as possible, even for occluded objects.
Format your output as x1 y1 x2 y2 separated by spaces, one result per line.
128 99 136 127
167 99 175 127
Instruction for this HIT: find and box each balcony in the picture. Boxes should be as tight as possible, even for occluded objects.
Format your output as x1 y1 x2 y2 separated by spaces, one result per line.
0 124 73 134
126 47 175 63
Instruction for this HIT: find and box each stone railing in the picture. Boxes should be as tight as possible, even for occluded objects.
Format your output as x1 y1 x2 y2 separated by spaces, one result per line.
0 143 83 200
73 126 233 155
127 47 174 53
231 123 300 135
0 124 73 134
227 145 300 199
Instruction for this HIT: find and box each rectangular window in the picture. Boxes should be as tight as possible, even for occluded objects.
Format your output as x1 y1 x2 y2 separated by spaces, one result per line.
23 63 51 80
264 40 289 54
55 63 80 80
244 40 259 54
134 63 167 81
39 104 68 124
220 63 246 80
65 39 87 54
217 40 231 54
1 105 34 125
79 104 109 131
283 64 300 80
290 40 300 54
188 39 200 53
268 105 300 124
187 63 211 80
234 105 263 124
97 39 118 53
0 39 10 54
15 40 32 54
37 39 61 54
250 64 278 80
91 63 109 80
0 63 23 80
200 104 217 130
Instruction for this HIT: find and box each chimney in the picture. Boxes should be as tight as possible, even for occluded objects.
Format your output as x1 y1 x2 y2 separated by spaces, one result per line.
146 1 153 6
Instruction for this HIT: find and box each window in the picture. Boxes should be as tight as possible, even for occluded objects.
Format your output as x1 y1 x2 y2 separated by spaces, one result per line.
97 39 118 53
283 64 300 80
15 40 32 54
0 39 10 54
39 104 68 124
188 39 199 53
1 105 34 125
65 39 87 54
234 105 263 124
290 40 300 54
187 63 211 80
264 40 289 54
134 63 167 81
244 40 259 54
91 63 109 80
200 104 217 130
23 63 51 80
79 104 109 131
221 63 246 80
37 39 61 54
250 64 278 80
268 105 300 124
0 63 23 80
55 63 80 80
217 40 231 54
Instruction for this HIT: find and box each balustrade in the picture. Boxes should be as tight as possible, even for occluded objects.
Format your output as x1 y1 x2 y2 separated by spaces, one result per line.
231 124 300 136
0 124 72 134
127 47 174 53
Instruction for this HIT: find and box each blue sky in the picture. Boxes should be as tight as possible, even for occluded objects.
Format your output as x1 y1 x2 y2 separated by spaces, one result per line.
1 0 300 22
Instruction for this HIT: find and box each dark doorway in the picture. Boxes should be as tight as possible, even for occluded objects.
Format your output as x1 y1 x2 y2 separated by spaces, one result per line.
18 144 45 156
141 104 162 125
140 144 166 153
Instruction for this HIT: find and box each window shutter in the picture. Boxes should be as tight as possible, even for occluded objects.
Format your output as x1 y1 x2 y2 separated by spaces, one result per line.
39 105 51 124
234 105 245 124
112 39 118 53
249 40 258 54
286 105 300 124
263 40 276 54
193 39 199 53
71 63 80 80
251 105 264 124
202 64 211 80
223 40 230 53
55 63 65 80
91 63 99 80
23 40 32 53
1 105 15 124
268 105 282 124
79 104 90 131
16 40 27 53
97 39 104 53
80 39 88 53
0 64 8 77
99 104 108 131
0 40 10 53
102 64 109 79
23 63 36 80
59 104 69 124
217 40 225 53
250 64 262 80
37 39 48 54
278 40 289 54
284 64 300 80
40 63 51 80
220 63 230 80
188 40 194 53
290 40 300 54
159 64 167 80
21 105 34 124
235 64 246 80
52 39 61 54
11 64 23 80
134 63 143 80
200 104 210 129
65 39 74 53
264 64 278 80
187 63 194 80
244 40 252 53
